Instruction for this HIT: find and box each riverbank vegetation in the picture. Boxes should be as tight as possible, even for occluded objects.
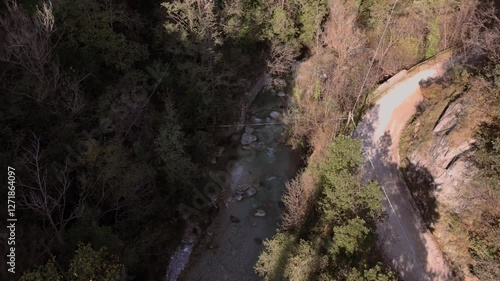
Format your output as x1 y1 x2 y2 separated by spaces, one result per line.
0 0 498 280
256 136 395 280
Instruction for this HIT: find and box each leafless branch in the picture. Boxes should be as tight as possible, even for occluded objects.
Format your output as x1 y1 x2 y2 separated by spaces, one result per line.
18 133 86 244
267 40 298 88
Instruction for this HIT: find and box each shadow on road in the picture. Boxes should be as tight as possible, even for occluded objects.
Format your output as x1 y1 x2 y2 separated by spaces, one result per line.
353 104 453 281
400 161 440 231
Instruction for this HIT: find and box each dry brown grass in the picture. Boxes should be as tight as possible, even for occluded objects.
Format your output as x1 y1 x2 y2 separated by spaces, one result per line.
434 204 479 281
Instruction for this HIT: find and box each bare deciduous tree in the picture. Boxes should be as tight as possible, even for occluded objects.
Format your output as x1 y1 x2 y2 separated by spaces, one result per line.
19 134 87 245
267 39 299 89
0 1 86 114
465 1 500 63
281 171 317 231
0 1 58 102
322 0 365 64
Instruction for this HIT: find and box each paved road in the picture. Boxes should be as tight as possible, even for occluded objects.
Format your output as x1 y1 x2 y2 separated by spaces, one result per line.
354 53 453 281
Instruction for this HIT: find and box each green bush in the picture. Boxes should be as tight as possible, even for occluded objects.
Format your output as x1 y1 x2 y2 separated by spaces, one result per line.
425 18 440 58
255 232 297 281
256 136 389 280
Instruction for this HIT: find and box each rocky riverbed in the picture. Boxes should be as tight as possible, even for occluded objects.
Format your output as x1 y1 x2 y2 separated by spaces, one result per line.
176 89 302 281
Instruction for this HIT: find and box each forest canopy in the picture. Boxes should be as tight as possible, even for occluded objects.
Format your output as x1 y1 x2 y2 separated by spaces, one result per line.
0 0 498 280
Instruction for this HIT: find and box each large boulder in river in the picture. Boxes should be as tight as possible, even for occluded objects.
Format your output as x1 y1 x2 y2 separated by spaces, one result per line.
241 133 257 145
270 111 280 119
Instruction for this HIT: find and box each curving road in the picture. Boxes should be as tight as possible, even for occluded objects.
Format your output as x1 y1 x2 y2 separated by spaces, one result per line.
353 52 454 281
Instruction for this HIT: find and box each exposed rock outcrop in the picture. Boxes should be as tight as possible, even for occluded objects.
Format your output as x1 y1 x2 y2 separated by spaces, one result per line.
231 74 272 136
405 96 478 214
433 101 464 134
409 136 476 198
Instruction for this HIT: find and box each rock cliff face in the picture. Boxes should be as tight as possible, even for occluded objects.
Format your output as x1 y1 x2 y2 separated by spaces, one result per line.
399 79 494 280
406 96 477 213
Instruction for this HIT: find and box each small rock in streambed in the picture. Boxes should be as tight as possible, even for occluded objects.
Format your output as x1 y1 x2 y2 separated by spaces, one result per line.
254 237 263 245
244 126 254 134
230 215 240 223
254 141 266 151
277 91 286 97
266 176 278 181
252 117 262 123
236 184 250 194
254 209 266 217
235 194 243 201
270 111 280 119
246 187 257 197
241 132 257 145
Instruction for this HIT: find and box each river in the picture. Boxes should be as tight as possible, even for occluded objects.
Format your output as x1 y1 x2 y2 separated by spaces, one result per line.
179 89 303 281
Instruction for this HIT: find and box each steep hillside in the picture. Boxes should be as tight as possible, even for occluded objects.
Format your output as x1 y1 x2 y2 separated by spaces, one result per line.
399 64 500 280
